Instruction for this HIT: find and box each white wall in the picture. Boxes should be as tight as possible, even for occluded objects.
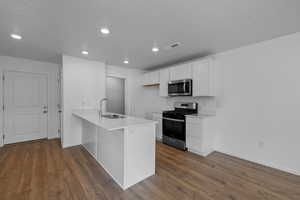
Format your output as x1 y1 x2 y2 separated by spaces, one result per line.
0 55 60 146
215 32 300 175
62 55 106 148
133 32 300 176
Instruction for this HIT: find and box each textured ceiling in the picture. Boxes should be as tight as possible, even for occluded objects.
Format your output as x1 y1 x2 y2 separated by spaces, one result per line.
0 0 300 69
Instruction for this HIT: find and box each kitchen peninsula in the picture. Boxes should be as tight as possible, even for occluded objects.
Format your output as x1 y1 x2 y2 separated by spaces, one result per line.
72 109 156 190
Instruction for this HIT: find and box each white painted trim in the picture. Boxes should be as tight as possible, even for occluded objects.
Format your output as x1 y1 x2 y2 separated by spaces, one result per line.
106 75 128 115
81 144 125 189
216 149 300 176
0 55 60 146
188 148 214 157
82 143 97 161
2 70 54 145
47 136 61 140
123 172 154 190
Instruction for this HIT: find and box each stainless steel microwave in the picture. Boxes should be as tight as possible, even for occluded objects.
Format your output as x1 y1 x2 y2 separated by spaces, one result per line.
168 79 192 96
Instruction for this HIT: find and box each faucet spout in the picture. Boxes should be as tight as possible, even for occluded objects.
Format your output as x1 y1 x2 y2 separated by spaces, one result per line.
99 98 108 118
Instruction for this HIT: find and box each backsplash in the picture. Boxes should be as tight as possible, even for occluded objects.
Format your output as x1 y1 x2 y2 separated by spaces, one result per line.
165 96 217 114
139 86 217 119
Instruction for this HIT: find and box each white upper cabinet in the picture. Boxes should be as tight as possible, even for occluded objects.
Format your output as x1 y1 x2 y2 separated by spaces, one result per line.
143 71 159 85
159 68 169 97
142 57 215 97
192 59 215 96
169 63 192 81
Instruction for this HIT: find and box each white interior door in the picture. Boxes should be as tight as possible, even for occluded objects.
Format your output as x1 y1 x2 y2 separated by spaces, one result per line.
4 71 48 144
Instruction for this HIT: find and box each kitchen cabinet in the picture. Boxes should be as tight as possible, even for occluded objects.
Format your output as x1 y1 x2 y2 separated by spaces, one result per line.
192 59 215 96
143 57 215 96
159 68 170 97
152 113 162 140
82 120 98 159
186 116 216 156
143 71 159 86
169 63 192 81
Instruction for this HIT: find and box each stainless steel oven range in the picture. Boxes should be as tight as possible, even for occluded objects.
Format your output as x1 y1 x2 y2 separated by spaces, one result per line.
162 102 198 150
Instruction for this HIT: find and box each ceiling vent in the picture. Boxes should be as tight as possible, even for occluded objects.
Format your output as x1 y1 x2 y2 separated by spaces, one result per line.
164 42 181 50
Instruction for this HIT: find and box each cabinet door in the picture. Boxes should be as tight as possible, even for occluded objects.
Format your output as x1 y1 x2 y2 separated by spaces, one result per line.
157 118 162 140
150 71 159 84
186 117 216 156
152 113 162 140
186 118 203 153
170 63 192 81
143 71 159 85
143 73 150 85
192 60 214 96
159 68 169 97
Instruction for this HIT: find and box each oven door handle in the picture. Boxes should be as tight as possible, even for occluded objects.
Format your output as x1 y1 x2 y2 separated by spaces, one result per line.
163 117 185 123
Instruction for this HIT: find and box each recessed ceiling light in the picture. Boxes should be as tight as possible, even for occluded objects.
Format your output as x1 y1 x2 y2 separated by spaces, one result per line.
10 34 22 40
123 60 129 64
100 28 110 35
81 50 89 55
152 47 159 52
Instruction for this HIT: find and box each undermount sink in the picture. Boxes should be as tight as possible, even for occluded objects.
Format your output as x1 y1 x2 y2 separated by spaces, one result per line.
101 114 126 119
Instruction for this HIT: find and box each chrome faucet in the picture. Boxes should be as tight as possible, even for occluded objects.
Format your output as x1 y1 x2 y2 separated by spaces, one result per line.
99 98 108 118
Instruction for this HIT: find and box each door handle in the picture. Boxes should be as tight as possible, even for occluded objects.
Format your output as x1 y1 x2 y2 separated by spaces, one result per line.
43 110 48 114
163 117 185 123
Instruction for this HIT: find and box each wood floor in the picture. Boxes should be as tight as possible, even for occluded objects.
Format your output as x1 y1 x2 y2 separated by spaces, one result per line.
0 139 299 200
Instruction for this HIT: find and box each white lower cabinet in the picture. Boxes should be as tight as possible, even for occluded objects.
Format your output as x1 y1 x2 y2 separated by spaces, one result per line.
82 120 98 159
152 113 162 140
186 116 216 156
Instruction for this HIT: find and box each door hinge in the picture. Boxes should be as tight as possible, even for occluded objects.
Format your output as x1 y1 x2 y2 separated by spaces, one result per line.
2 134 5 140
2 75 4 81
2 105 4 111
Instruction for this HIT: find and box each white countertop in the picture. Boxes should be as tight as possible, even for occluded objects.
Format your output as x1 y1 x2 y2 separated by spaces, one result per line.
72 109 157 131
185 112 216 118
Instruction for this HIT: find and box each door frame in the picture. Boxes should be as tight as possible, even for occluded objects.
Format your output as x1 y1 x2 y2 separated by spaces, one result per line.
2 70 50 145
106 75 128 115
105 76 126 115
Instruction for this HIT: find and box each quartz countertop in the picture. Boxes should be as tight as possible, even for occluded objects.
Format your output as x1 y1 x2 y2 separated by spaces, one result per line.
185 112 216 118
73 109 157 131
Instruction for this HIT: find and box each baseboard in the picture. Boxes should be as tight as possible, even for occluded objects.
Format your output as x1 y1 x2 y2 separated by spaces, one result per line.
62 142 81 148
216 149 300 177
47 136 60 140
123 171 155 190
81 144 125 190
99 161 125 190
188 148 214 157
81 144 97 160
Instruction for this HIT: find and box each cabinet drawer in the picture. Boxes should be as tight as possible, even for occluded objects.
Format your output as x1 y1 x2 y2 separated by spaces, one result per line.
186 117 202 124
